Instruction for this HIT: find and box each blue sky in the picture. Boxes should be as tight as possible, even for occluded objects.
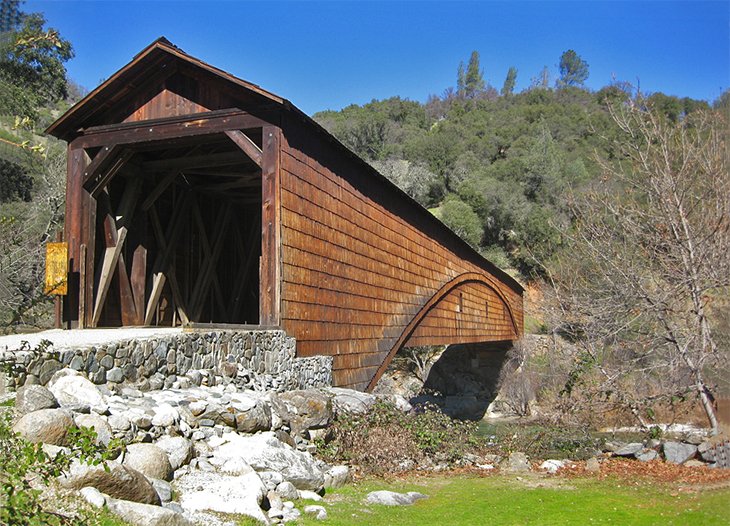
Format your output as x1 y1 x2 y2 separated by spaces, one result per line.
25 0 730 115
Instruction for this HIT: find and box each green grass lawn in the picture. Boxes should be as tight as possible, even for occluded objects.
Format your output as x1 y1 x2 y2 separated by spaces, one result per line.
296 473 730 526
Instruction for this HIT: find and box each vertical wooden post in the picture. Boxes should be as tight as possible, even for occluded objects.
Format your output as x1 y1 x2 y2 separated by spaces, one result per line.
78 244 87 329
64 143 89 328
260 125 281 326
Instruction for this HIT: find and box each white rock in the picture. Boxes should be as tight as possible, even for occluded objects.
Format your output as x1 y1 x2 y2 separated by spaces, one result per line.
298 489 323 501
151 403 179 427
212 432 324 490
304 504 328 520
540 459 565 474
324 465 351 489
174 470 267 524
79 486 106 508
107 497 193 526
365 490 428 506
155 436 193 471
123 443 173 481
49 374 108 414
108 413 131 432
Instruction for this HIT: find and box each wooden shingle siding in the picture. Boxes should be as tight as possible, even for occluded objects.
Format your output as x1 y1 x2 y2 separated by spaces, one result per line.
280 115 523 389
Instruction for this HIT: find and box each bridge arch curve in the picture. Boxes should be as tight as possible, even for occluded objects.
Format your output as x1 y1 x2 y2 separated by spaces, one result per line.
366 272 519 391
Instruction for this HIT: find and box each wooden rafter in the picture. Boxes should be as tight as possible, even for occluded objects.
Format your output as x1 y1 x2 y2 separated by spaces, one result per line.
225 130 262 167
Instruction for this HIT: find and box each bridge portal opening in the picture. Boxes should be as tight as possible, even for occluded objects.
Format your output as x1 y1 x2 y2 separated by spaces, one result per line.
87 131 262 328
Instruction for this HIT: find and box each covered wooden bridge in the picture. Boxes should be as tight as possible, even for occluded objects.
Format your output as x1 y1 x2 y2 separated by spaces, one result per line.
47 38 524 391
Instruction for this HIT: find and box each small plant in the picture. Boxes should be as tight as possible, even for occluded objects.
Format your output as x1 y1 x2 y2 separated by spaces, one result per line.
0 411 124 525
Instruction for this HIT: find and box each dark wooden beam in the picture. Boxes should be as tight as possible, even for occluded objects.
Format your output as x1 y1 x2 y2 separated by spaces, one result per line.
84 149 135 197
141 171 178 211
130 243 147 325
71 109 270 149
142 151 245 172
260 125 281 326
225 130 262 167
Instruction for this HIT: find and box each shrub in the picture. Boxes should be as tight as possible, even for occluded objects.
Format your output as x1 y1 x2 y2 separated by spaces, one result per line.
317 401 481 475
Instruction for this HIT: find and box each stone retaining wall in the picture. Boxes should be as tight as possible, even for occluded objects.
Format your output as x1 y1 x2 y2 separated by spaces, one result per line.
0 330 332 393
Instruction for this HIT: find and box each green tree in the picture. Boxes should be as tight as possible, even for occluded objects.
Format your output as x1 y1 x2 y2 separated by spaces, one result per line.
0 10 73 121
557 49 589 87
501 66 517 97
463 51 485 99
439 195 483 248
456 61 466 97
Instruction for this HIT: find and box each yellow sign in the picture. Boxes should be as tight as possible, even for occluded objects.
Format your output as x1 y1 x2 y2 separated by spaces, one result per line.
44 242 68 295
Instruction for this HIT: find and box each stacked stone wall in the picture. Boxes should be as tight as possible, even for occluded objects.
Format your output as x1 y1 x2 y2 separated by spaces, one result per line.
0 330 332 393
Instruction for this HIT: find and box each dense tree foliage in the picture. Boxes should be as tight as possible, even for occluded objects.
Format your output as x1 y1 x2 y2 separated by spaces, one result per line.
314 52 712 278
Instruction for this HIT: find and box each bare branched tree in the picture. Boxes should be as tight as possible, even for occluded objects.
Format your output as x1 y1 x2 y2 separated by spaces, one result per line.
555 100 729 434
0 145 65 330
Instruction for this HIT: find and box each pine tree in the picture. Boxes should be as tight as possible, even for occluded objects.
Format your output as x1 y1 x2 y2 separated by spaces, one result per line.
501 66 517 97
464 51 485 98
558 49 589 87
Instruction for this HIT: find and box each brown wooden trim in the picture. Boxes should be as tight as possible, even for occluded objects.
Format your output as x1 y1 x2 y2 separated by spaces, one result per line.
225 129 262 167
71 110 269 149
365 272 520 392
260 125 281 325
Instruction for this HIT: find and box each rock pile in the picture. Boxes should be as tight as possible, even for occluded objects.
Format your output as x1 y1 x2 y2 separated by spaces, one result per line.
9 368 410 525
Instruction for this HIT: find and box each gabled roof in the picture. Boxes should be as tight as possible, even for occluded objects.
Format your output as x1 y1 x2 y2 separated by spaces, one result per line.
47 37 524 294
46 37 287 142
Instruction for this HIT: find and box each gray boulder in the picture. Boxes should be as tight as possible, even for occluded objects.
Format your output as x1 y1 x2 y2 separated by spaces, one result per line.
324 465 351 489
230 393 272 433
49 373 108 414
74 413 113 446
154 436 193 471
61 462 160 505
13 408 74 445
636 449 659 462
276 480 299 500
123 443 173 481
500 452 531 473
663 441 697 464
15 385 58 415
326 387 377 416
365 490 428 506
174 470 267 524
277 389 332 434
107 497 193 526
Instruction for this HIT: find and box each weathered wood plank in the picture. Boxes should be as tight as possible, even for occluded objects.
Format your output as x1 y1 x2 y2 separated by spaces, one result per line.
225 129 262 167
260 125 281 326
